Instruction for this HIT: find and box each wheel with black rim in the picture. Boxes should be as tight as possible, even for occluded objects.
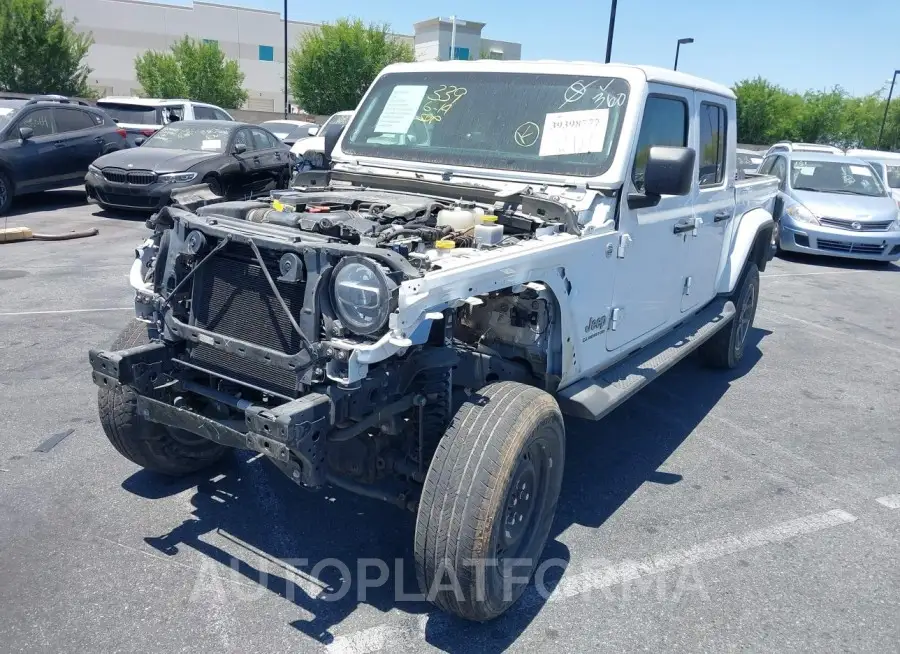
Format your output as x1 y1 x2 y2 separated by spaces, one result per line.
0 171 13 215
414 381 565 621
97 319 229 475
202 175 223 197
699 262 760 369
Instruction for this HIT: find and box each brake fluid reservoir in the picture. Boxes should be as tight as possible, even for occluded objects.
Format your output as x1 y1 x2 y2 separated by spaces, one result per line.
474 215 504 247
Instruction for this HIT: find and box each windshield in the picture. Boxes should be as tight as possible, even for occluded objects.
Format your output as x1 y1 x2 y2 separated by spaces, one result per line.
322 112 351 131
342 72 631 177
97 103 163 125
790 160 886 197
142 124 231 152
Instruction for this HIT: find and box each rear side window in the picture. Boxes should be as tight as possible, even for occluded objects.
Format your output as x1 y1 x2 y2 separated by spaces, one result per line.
97 103 161 125
758 156 775 175
698 103 727 186
213 108 232 121
886 164 900 188
55 108 96 133
632 96 688 191
193 106 217 120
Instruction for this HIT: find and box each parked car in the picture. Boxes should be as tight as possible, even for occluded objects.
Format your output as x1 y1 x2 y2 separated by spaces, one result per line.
259 119 319 147
736 148 764 176
85 120 291 212
96 97 234 147
763 141 844 157
0 95 128 214
90 61 778 621
290 110 353 162
845 149 900 204
759 151 900 261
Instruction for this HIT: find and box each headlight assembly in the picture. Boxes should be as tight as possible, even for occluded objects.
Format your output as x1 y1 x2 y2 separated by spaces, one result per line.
330 257 396 335
158 172 197 184
88 164 101 176
785 203 819 225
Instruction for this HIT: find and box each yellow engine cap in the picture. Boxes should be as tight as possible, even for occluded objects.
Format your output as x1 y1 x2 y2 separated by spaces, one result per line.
272 199 285 212
435 239 456 249
480 214 499 223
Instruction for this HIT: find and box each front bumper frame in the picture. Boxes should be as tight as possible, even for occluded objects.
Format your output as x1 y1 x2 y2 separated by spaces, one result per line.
89 343 334 487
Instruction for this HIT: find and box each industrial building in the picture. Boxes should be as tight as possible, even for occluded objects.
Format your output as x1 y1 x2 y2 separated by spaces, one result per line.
52 0 522 111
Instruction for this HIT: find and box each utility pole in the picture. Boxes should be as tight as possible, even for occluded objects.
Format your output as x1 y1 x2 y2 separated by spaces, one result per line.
283 0 288 117
674 37 694 71
877 70 900 150
450 15 457 60
604 0 618 64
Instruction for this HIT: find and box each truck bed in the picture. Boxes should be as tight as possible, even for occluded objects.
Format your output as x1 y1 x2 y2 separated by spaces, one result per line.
735 172 779 216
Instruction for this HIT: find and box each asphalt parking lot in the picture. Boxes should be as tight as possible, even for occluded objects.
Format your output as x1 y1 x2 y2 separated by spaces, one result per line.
1 189 898 653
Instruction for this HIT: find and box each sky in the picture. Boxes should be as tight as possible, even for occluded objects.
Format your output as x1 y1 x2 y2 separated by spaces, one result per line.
168 0 898 96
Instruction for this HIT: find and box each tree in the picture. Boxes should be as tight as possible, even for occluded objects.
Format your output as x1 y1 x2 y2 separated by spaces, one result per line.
289 18 415 115
135 37 247 108
0 0 94 97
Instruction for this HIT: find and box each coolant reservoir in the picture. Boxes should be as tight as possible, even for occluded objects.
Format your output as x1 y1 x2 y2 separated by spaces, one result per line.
474 215 504 248
437 204 483 231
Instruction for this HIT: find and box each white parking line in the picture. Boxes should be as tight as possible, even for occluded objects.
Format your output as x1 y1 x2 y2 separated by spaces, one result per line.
0 307 132 317
874 494 900 509
759 309 900 356
325 509 857 654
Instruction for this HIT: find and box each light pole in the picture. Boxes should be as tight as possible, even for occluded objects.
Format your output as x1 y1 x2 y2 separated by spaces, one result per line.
674 37 694 71
605 0 618 64
283 0 288 117
877 70 900 150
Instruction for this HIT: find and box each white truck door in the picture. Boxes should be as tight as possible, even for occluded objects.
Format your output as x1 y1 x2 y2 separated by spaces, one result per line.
606 88 694 352
681 94 735 312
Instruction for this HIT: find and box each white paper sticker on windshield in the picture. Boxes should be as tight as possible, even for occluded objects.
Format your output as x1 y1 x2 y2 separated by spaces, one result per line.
201 139 221 151
0 108 13 116
799 166 816 176
849 165 871 176
539 109 610 157
374 85 428 134
273 132 289 139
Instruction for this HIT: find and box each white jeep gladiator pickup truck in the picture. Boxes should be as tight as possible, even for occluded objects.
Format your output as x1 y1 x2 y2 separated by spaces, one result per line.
89 61 778 621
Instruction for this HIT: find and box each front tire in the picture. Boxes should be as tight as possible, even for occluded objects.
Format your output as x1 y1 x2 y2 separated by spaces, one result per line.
699 262 760 369
415 382 565 621
97 320 228 475
0 172 13 215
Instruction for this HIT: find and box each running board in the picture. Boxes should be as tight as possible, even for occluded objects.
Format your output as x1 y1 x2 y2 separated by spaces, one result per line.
557 299 736 421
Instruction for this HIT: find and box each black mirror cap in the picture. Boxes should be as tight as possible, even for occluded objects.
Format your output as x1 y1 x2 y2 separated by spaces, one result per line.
644 146 696 197
234 142 247 154
323 124 346 158
134 137 146 146
19 127 33 141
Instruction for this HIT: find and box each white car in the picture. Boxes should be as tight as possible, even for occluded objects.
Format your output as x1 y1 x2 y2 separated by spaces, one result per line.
289 110 354 159
96 97 233 146
764 141 844 157
93 61 779 623
846 148 900 204
259 119 319 147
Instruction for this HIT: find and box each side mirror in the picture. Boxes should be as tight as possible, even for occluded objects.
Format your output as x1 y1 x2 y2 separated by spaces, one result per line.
323 125 346 159
629 146 695 209
134 137 146 146
19 127 33 141
234 142 247 155
307 126 319 137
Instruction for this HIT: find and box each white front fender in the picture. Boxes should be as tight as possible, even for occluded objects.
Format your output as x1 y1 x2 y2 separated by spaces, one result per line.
718 207 773 294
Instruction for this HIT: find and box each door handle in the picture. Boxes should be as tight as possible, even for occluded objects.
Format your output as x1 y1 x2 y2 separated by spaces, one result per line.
713 210 731 222
94 136 104 143
673 220 695 234
53 141 66 148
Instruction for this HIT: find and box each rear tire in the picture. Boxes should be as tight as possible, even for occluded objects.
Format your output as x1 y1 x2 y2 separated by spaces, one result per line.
699 262 760 369
415 381 565 621
97 320 228 475
0 172 13 215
